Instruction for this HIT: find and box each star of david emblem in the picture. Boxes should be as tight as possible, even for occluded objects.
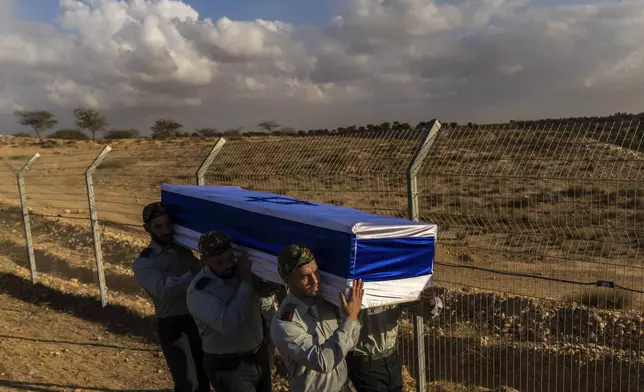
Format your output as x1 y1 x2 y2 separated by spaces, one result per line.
244 196 316 206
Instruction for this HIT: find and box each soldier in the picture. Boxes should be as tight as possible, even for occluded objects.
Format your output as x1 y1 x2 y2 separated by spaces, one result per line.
132 202 209 392
347 294 444 392
186 230 271 392
270 244 364 392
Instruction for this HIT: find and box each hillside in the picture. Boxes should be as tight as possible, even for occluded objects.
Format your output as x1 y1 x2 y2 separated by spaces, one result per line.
1 120 644 391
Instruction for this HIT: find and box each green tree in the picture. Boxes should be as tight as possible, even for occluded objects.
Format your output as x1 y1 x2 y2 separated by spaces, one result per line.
196 128 219 137
49 129 89 140
104 129 139 139
151 118 182 138
258 121 280 132
223 126 243 136
72 108 108 141
13 110 58 142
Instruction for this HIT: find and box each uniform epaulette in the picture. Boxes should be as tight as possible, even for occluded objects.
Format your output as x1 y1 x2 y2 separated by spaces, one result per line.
139 248 154 258
195 277 211 290
279 303 297 322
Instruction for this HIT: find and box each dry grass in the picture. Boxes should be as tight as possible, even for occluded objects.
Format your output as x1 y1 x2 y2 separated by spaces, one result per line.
564 287 634 310
1 122 644 391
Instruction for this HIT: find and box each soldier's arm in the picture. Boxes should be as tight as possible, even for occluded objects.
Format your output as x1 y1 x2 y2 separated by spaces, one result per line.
271 311 361 374
186 281 256 335
132 253 193 301
400 297 443 319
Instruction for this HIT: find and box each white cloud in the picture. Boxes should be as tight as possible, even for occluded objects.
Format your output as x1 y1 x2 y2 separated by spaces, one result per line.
1 0 644 133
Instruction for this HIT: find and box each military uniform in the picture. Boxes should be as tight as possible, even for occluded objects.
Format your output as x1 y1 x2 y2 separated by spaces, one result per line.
271 293 361 392
347 298 444 392
270 244 362 392
346 305 404 392
255 279 281 370
132 240 209 392
185 230 271 392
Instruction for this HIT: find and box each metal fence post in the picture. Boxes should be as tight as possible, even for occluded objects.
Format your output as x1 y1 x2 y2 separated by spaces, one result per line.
86 145 112 307
196 137 226 185
17 153 40 284
407 119 441 392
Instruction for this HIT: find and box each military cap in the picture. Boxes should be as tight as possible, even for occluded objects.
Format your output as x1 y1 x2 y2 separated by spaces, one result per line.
142 202 168 224
198 230 232 257
277 244 315 281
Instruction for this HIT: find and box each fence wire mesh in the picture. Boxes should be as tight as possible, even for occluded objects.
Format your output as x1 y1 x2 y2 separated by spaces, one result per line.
21 149 103 295
90 139 216 300
419 121 644 391
204 129 428 219
1 122 643 391
0 153 28 271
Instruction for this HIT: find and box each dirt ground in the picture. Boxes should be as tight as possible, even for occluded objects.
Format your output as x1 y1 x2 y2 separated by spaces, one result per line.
1 130 644 392
0 271 476 392
0 290 172 392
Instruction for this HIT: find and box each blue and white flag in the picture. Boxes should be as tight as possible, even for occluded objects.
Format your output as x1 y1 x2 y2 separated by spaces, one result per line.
161 184 437 308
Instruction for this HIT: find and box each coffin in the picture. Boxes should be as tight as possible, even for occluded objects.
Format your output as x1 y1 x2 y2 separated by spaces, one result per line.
161 184 437 308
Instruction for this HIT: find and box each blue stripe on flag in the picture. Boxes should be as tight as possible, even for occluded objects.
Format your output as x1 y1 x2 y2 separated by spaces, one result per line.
354 237 435 281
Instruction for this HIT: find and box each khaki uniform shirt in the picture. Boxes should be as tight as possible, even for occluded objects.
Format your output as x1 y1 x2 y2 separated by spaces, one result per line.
353 305 401 356
132 241 198 319
354 298 444 357
186 266 264 355
270 293 361 392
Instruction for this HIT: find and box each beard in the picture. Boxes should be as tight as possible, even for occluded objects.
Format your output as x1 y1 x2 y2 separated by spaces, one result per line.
210 265 236 280
220 265 236 279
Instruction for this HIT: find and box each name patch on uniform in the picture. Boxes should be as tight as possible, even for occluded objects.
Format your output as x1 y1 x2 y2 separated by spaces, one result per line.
139 248 154 258
195 277 211 290
279 303 297 322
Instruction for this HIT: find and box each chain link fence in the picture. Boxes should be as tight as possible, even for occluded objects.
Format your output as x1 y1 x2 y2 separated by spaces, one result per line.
204 129 428 218
419 121 644 391
0 121 643 391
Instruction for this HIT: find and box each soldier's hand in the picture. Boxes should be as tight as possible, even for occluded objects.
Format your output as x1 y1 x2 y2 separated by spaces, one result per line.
340 279 364 320
237 257 253 283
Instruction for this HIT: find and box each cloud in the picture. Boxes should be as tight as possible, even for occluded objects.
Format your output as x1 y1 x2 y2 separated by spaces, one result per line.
0 0 644 133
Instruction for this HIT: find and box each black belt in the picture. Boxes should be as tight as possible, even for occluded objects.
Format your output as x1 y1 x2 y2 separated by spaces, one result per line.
349 346 396 362
204 345 261 371
205 345 261 361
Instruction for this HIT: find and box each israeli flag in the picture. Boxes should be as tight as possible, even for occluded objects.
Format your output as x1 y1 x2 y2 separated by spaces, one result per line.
161 184 437 308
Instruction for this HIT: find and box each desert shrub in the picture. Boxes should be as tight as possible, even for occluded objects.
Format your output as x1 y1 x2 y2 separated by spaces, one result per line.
12 132 31 137
41 140 58 148
49 129 89 140
564 287 633 310
104 129 139 139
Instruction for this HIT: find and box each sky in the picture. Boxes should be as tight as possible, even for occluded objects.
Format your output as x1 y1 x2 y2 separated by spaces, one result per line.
1 0 643 134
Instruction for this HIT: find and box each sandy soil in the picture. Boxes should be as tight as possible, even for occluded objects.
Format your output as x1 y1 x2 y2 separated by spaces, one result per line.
0 288 172 392
1 127 644 391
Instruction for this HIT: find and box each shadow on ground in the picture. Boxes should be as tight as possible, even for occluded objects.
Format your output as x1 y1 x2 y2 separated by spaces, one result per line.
0 238 143 295
0 272 157 343
399 333 644 392
0 333 156 352
0 380 169 392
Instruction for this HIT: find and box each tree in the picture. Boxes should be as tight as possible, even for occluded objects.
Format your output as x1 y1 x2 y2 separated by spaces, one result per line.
49 129 89 140
196 128 219 137
72 108 108 141
13 110 58 142
104 129 139 139
224 126 243 136
258 121 280 132
151 118 182 138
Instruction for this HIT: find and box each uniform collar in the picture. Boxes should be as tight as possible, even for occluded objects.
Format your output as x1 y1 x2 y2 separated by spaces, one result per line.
286 292 320 317
203 265 238 287
148 240 179 256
